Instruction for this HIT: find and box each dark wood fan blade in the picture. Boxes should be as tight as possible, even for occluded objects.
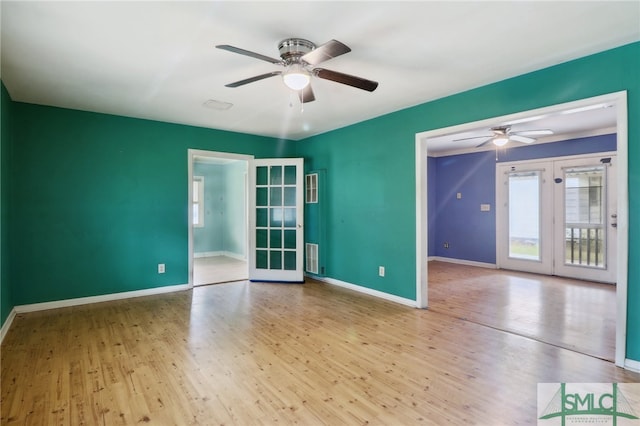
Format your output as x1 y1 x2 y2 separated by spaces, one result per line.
475 137 494 148
298 85 316 103
216 45 284 65
301 40 351 66
315 68 378 92
225 71 282 88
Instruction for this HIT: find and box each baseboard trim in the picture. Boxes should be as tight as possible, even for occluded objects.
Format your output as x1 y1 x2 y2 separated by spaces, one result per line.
13 284 191 314
428 256 497 269
625 359 640 373
0 308 17 345
311 276 417 308
194 251 246 261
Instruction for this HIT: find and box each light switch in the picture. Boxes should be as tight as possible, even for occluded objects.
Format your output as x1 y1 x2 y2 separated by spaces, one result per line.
456 192 462 199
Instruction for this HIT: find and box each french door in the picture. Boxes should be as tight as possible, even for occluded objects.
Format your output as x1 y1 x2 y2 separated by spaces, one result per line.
248 158 304 282
497 153 616 283
497 161 553 275
553 156 616 283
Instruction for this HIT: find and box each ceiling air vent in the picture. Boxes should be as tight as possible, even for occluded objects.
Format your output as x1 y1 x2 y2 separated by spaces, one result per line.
203 99 233 110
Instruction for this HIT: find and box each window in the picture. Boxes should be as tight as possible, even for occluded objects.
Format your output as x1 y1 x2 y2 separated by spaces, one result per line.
193 176 204 228
305 173 318 203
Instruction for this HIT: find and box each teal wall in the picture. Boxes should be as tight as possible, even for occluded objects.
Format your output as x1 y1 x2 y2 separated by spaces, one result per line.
1 83 13 326
222 161 248 257
296 41 640 359
193 162 226 254
2 42 639 361
8 102 293 306
193 160 247 257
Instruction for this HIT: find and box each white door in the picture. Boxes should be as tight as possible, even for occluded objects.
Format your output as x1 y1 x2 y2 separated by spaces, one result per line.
553 155 616 283
248 158 304 282
497 154 616 283
496 162 553 275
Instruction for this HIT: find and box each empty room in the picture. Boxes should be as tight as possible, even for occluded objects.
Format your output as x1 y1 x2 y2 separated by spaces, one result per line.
2 2 640 425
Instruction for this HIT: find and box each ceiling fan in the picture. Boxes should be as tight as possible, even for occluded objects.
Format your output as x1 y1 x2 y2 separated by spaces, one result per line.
216 38 379 103
455 126 554 148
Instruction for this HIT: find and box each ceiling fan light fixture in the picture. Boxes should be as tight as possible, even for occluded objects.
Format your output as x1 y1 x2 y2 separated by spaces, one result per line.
282 64 310 90
493 136 509 146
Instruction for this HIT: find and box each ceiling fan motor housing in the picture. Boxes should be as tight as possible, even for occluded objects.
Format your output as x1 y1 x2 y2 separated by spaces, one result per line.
278 38 315 64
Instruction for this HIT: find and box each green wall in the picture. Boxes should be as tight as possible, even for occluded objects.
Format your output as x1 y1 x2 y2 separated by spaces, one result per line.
296 41 640 359
8 102 293 306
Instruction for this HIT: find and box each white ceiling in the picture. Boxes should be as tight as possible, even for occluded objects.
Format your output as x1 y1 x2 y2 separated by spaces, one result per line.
2 1 639 143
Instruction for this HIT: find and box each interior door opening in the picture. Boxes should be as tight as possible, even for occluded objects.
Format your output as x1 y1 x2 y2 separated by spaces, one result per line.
188 150 252 286
415 91 629 367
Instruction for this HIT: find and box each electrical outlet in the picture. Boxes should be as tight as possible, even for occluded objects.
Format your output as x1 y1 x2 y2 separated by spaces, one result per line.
444 242 450 249
379 266 385 277
158 263 165 274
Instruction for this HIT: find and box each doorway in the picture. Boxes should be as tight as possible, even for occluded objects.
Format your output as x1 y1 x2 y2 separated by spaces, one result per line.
188 149 252 286
415 91 629 367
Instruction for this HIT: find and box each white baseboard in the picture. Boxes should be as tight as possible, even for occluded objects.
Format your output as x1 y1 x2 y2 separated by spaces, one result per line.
311 275 417 308
428 256 497 269
0 308 17 345
14 283 190 314
194 251 223 258
194 251 246 261
625 359 640 373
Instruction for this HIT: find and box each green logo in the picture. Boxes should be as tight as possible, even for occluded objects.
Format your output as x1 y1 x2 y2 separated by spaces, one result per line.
539 383 639 425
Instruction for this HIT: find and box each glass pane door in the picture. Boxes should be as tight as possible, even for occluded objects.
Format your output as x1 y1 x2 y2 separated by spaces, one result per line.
554 156 616 283
249 158 304 282
563 166 605 267
508 171 541 261
496 162 552 275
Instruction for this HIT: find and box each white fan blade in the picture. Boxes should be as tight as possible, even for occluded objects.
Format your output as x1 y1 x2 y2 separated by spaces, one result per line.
510 135 536 144
475 137 494 148
514 129 553 137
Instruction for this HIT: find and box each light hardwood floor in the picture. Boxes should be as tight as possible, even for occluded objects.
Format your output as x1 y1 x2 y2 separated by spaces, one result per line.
1 277 638 425
428 261 617 361
193 255 248 286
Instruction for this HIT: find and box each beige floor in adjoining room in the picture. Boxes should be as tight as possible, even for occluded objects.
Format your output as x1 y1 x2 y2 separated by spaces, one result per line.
193 255 248 285
427 260 616 362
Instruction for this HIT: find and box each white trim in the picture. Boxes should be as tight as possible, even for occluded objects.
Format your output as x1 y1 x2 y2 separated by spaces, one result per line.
415 91 630 368
0 308 17 345
614 91 629 368
428 256 497 269
14 284 190 314
415 133 428 308
313 276 418 308
188 149 253 288
193 251 246 260
624 359 640 373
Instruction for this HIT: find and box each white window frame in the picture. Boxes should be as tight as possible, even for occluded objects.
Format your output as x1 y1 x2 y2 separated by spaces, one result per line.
193 175 205 228
305 173 318 204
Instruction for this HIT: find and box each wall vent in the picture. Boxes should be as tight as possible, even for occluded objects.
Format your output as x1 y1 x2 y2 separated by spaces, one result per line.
305 243 319 274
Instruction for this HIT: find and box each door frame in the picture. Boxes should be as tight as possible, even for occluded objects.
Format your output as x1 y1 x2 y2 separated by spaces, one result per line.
415 91 629 367
187 149 254 287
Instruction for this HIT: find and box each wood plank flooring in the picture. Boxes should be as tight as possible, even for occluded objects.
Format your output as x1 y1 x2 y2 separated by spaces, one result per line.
2 278 638 425
428 261 616 361
193 255 248 286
